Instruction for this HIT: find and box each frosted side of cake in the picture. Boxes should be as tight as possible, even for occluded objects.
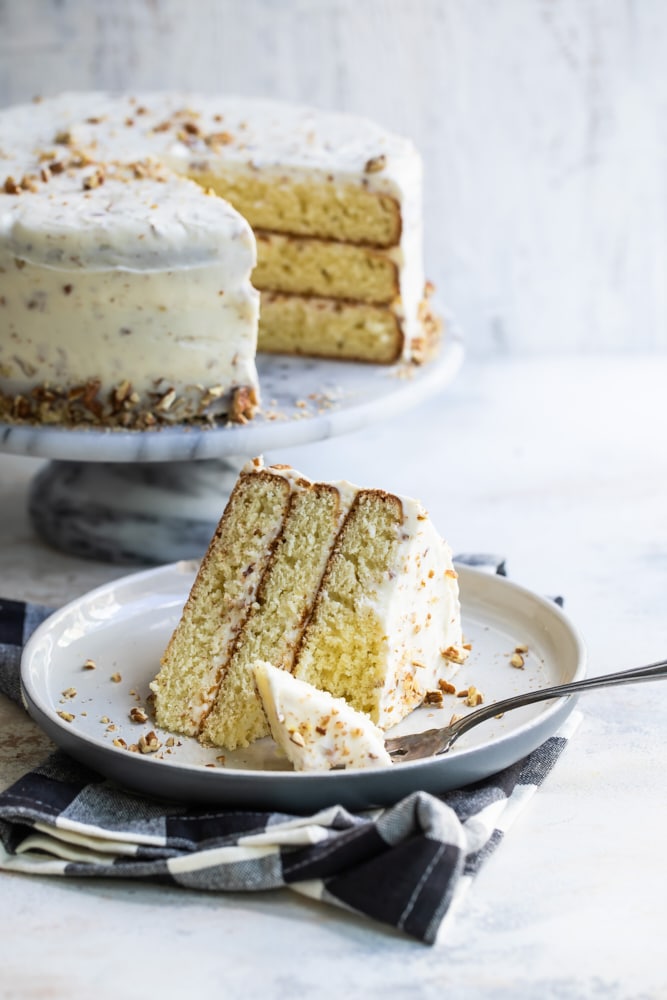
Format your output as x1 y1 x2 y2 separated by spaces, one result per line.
0 152 259 427
293 488 465 728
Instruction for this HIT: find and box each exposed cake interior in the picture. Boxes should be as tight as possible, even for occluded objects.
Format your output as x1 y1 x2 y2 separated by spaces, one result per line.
151 468 291 736
199 475 352 749
151 458 467 754
0 92 435 429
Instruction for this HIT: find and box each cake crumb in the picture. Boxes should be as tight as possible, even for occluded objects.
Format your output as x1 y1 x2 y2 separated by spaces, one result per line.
57 710 75 723
83 658 96 670
110 672 122 683
510 653 525 669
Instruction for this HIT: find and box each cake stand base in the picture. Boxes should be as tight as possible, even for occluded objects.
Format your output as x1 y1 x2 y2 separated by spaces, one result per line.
29 458 245 564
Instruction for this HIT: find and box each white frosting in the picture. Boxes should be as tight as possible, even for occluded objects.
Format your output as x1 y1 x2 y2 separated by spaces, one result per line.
8 92 421 196
368 498 465 727
0 92 425 413
4 168 256 272
0 108 260 421
253 660 392 771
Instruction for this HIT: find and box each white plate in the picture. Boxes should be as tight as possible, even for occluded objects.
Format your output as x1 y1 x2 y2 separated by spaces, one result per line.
21 562 586 812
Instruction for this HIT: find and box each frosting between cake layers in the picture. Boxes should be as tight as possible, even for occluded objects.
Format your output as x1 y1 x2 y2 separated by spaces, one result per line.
170 459 358 733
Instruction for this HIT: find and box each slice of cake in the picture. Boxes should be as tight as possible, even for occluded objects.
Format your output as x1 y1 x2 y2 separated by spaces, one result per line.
0 92 435 428
253 661 392 771
151 458 466 750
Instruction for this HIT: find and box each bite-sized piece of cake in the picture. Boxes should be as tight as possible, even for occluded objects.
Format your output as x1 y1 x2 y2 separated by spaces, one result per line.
151 457 466 750
0 156 259 427
0 92 433 431
253 661 392 771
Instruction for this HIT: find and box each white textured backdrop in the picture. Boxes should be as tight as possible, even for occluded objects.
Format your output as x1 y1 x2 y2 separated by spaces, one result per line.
1 0 665 357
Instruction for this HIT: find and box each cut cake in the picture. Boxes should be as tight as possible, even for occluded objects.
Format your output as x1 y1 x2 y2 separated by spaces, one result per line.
0 93 435 428
150 458 466 751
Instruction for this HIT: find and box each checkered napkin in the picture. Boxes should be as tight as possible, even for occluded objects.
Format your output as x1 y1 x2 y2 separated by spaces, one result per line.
0 561 578 945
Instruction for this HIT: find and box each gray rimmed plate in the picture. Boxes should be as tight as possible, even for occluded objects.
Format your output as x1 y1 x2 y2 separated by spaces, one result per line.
20 561 585 812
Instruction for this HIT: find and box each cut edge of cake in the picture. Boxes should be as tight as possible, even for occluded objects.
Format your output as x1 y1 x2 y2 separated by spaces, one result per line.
151 457 468 753
0 92 436 432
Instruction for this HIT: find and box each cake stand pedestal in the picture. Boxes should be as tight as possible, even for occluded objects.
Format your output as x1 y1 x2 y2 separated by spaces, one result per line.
1 342 463 564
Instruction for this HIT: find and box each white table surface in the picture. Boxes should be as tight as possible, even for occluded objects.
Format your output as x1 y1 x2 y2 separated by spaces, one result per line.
0 355 665 999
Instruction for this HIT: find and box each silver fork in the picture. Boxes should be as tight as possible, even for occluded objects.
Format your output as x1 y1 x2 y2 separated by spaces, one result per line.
384 659 667 762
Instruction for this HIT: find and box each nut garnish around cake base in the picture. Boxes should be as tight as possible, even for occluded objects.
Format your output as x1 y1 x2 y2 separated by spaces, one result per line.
0 378 260 429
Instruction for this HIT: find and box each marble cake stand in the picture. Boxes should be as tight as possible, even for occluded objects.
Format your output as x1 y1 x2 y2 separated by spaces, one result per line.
0 339 463 564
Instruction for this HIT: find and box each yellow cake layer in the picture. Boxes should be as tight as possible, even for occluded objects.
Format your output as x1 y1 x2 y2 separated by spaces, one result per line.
190 170 401 247
253 231 399 305
151 470 292 736
258 292 403 363
293 491 405 722
200 482 343 749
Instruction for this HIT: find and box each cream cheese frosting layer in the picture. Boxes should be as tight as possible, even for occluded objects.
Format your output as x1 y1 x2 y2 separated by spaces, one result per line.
3 166 258 273
8 92 421 198
368 499 465 727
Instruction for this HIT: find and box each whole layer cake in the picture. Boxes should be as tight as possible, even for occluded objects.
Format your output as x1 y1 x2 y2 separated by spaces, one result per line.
150 458 466 751
0 93 434 428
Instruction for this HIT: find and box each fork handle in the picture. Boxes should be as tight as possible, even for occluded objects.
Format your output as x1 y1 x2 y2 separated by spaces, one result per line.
451 657 667 738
